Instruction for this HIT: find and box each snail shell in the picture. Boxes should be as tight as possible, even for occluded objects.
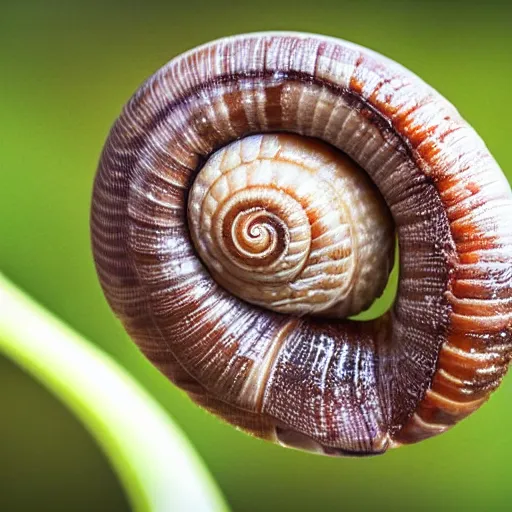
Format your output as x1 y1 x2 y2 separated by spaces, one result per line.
91 32 512 456
188 133 394 318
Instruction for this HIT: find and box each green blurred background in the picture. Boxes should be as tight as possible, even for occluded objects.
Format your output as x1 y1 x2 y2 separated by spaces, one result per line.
1 0 512 510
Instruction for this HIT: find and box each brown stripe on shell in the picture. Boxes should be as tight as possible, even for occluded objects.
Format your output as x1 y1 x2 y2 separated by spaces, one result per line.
91 33 512 455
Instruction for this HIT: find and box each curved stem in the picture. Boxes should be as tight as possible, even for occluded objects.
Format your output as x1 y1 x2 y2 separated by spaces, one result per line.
0 273 229 512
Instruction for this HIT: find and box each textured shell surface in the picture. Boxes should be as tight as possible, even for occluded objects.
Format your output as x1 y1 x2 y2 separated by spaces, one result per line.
91 32 512 456
188 133 394 318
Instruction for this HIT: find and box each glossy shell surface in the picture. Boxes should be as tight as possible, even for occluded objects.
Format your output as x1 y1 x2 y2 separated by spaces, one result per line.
91 32 512 455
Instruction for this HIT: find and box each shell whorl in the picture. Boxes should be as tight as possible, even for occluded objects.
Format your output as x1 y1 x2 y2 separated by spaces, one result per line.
188 133 394 317
91 32 512 456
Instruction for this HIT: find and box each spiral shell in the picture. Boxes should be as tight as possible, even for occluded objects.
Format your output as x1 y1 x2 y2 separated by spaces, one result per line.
91 32 512 456
188 133 394 317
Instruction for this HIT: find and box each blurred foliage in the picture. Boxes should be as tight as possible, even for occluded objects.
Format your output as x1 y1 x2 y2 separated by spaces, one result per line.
0 354 129 512
1 0 512 511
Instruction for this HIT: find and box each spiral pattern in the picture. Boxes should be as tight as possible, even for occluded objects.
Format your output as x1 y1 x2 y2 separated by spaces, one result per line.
188 133 394 316
91 33 512 456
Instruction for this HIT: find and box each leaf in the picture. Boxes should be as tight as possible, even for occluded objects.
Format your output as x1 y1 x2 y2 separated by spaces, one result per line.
0 272 229 512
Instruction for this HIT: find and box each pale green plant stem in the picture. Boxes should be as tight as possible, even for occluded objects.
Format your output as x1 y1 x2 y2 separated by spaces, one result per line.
0 273 228 512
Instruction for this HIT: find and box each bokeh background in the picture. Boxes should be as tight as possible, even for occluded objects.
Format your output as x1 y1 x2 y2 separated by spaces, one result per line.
2 0 512 510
